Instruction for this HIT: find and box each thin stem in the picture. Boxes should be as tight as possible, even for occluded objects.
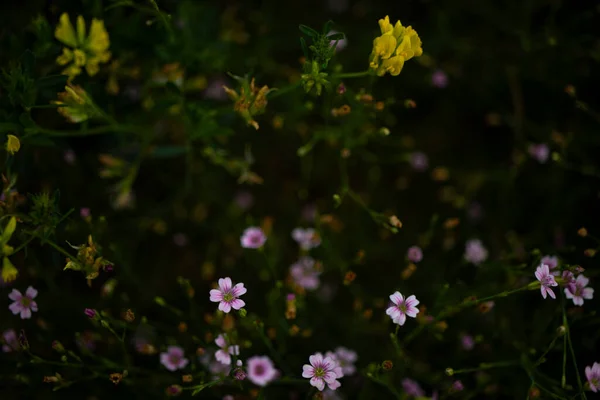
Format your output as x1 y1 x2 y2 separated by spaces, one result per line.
450 360 521 375
364 372 402 399
332 70 372 79
268 81 302 99
562 292 587 399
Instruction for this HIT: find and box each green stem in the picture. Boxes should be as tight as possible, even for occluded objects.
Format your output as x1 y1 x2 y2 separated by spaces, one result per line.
32 125 138 137
562 292 587 399
332 70 372 79
364 372 402 399
450 360 521 375
268 81 302 99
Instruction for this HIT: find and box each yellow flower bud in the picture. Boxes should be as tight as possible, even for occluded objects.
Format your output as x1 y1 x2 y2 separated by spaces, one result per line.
5 135 20 155
2 257 18 283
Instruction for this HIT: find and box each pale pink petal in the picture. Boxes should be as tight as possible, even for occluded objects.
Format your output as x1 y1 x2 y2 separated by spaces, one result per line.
30 301 38 312
311 377 325 391
210 289 223 302
541 287 548 299
333 366 343 378
389 292 403 305
327 379 341 390
309 353 323 366
179 358 189 368
534 269 543 281
541 264 550 276
576 274 589 287
219 277 232 292
386 307 400 320
215 335 226 348
232 283 247 297
167 346 184 357
583 288 594 299
8 290 22 302
564 289 574 299
230 299 245 310
547 287 556 299
229 345 240 355
219 301 232 313
586 366 592 380
25 286 38 299
8 302 23 315
20 308 32 319
405 295 419 307
302 365 315 378
395 313 407 326
405 307 419 318
573 297 583 306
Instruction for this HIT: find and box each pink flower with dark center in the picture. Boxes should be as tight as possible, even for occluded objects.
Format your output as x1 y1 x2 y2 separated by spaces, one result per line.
160 346 189 371
535 264 558 299
8 287 38 319
2 329 18 352
247 355 278 386
240 227 266 249
292 228 321 250
326 347 357 376
564 274 594 306
290 257 321 290
586 362 600 392
402 378 425 397
386 292 420 326
215 334 239 365
528 143 550 163
409 152 428 171
302 352 343 391
464 239 488 265
407 246 423 263
209 277 246 313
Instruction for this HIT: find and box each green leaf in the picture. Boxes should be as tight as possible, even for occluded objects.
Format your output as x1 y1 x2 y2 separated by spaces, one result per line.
299 24 319 38
323 20 334 34
36 74 68 91
299 37 309 59
327 32 345 41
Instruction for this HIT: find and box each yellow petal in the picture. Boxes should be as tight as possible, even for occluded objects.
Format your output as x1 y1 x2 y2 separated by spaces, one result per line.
88 19 110 54
2 257 18 283
55 13 78 47
373 35 397 59
5 135 20 155
56 48 74 66
378 16 393 35
73 49 87 66
76 15 87 44
382 55 405 76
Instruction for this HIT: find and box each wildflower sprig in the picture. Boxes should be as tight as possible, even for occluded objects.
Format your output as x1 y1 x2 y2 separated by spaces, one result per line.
223 74 273 130
64 235 113 281
369 16 423 76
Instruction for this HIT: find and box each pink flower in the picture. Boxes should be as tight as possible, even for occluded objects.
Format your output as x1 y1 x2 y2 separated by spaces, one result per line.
409 152 428 171
528 143 550 163
461 334 475 351
562 271 576 293
2 329 18 352
540 255 558 271
290 257 321 290
302 352 343 391
215 334 239 365
80 207 91 218
407 246 423 263
386 292 420 326
535 264 558 299
464 239 488 265
451 380 464 392
402 378 425 397
292 228 321 250
328 30 347 52
564 274 594 306
247 355 278 386
326 347 358 376
240 227 266 249
8 287 38 319
586 362 600 393
209 277 246 313
431 69 448 88
160 346 189 371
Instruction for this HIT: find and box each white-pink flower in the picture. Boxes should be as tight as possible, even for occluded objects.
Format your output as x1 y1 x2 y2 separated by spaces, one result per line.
386 292 419 326
534 264 558 299
464 239 488 265
290 257 321 290
8 287 38 319
326 347 357 376
564 274 594 306
240 227 266 249
160 346 189 371
291 227 321 250
407 246 423 263
214 334 239 365
586 362 600 392
247 355 278 386
302 352 343 391
209 277 246 313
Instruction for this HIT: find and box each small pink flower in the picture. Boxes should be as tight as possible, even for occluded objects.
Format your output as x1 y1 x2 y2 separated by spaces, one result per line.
8 287 38 319
247 355 278 386
290 257 321 290
386 292 420 326
464 239 488 265
292 228 321 250
407 246 423 263
302 352 343 391
215 334 239 365
586 362 600 393
562 271 576 293
461 334 475 351
564 274 594 306
535 264 558 299
528 143 550 163
402 378 425 397
326 347 357 376
540 255 558 270
209 277 247 313
2 329 18 352
451 380 464 392
160 346 189 371
328 30 347 52
80 207 91 218
431 69 448 88
409 152 428 171
240 227 267 249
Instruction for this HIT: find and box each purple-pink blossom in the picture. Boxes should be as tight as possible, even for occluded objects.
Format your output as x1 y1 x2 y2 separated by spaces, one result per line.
2 329 18 352
407 246 423 263
215 334 239 365
528 143 550 163
564 274 594 306
540 255 558 271
290 257 321 290
209 277 247 313
586 362 600 392
386 292 420 326
302 352 343 391
291 227 321 250
327 347 357 376
534 264 558 299
431 69 448 88
240 227 267 249
451 380 464 392
562 270 576 293
464 239 488 265
402 378 425 397
461 334 475 351
8 287 38 319
247 355 278 386
409 152 429 171
160 346 189 371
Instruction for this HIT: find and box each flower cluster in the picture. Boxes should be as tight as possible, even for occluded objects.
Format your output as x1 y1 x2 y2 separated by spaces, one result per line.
64 235 113 281
369 16 423 76
223 75 273 130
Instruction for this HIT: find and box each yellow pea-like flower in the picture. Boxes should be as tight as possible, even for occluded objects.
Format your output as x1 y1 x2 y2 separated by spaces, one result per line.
369 16 423 77
381 56 405 76
5 135 21 155
373 35 397 59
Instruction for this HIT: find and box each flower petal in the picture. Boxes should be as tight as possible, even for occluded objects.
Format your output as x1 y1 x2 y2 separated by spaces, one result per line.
20 308 32 319
8 289 22 302
25 286 38 299
389 291 403 305
219 277 232 291
215 334 226 348
219 301 232 313
302 365 314 378
230 298 245 310
232 283 247 297
8 302 22 315
309 353 323 367
209 289 223 302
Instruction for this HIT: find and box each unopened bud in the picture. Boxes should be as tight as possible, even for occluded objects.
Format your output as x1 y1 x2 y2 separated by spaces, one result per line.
123 309 135 323
557 326 567 336
577 227 588 237
381 360 393 370
584 248 596 257
182 374 193 383
445 368 454 376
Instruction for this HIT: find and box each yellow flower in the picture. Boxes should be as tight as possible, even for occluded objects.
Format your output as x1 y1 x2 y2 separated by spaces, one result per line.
54 13 111 80
52 84 96 123
224 77 272 130
5 135 21 155
369 16 423 77
2 257 18 283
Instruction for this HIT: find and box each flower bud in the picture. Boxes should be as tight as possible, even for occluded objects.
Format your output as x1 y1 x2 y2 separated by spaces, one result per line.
381 360 393 370
445 368 454 376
